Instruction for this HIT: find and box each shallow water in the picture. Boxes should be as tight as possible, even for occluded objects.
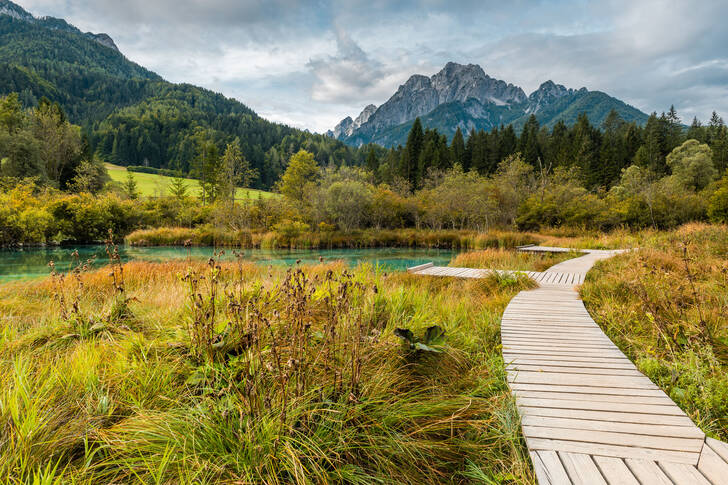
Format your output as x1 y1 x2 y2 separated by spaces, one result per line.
0 246 457 283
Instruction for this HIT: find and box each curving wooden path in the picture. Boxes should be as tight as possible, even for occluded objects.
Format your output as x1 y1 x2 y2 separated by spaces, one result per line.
408 247 728 484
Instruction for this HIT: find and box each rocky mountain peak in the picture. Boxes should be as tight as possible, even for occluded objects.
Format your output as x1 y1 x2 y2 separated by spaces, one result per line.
88 32 118 51
526 80 576 114
0 0 32 21
329 116 354 139
0 0 119 51
431 62 526 106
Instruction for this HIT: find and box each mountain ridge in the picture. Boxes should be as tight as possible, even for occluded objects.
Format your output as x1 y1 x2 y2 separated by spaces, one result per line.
0 0 119 51
0 0 357 189
331 62 649 147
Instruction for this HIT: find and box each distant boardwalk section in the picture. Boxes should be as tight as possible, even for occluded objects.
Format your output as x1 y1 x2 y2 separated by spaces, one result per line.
409 247 728 484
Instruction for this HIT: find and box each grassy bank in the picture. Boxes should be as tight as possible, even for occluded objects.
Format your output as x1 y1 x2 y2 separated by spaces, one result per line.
581 223 728 439
450 247 581 272
0 256 536 483
126 226 540 250
106 164 275 200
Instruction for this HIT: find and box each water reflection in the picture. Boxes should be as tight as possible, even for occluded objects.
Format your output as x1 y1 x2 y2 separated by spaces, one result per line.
0 246 457 283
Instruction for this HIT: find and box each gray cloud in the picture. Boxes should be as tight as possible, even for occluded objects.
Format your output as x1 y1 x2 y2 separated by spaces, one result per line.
17 0 728 132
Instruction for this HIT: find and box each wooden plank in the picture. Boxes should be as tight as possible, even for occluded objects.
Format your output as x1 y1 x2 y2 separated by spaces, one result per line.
504 355 635 365
531 451 555 485
523 426 704 453
507 364 642 376
592 456 639 485
508 372 656 389
508 382 665 396
697 441 728 484
706 437 728 463
534 450 572 485
505 359 636 370
503 346 626 357
521 415 703 439
516 396 687 416
518 407 695 426
659 461 712 484
623 459 674 485
503 341 618 351
527 438 699 464
515 392 683 407
559 452 607 485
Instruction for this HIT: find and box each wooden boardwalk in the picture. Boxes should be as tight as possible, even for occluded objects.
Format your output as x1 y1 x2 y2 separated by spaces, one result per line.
408 248 728 484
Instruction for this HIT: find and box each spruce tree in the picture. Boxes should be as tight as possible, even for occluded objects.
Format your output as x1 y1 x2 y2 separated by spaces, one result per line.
450 127 465 166
404 118 424 187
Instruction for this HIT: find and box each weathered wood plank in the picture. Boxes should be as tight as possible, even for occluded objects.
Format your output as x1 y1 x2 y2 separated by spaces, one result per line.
520 416 703 439
507 364 643 376
592 456 640 485
514 390 670 404
518 407 695 426
623 459 674 485
515 397 687 416
527 438 699 464
558 452 608 485
508 372 656 389
697 441 728 484
659 461 712 484
535 450 573 485
523 426 704 453
706 437 728 463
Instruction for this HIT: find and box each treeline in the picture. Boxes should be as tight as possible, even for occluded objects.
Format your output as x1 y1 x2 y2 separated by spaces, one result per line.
0 14 363 190
0 93 106 191
88 89 362 189
364 108 728 190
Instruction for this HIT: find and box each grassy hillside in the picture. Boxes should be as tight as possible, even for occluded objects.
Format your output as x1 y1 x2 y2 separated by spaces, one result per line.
105 164 276 199
0 7 361 189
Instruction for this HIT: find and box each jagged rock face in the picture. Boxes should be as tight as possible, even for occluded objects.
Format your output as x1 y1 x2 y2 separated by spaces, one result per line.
352 104 376 130
0 0 119 51
330 62 528 143
331 61 648 147
331 116 353 139
432 62 526 106
526 80 573 114
87 33 119 51
0 0 32 21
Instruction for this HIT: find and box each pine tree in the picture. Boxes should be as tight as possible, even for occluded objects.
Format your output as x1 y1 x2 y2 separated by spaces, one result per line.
687 117 706 142
123 171 139 199
450 127 465 166
519 115 541 166
365 146 378 174
403 118 424 187
665 105 683 152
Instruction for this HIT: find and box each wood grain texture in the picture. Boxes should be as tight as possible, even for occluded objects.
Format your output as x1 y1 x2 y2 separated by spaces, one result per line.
408 248 728 484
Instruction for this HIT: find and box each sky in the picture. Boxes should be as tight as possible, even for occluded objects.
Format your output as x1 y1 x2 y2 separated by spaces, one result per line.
18 0 728 133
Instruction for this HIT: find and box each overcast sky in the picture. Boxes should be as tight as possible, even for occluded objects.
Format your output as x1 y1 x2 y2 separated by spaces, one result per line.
19 0 728 133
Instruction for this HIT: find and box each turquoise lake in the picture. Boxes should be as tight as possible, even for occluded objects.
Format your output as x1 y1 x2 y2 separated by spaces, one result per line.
0 246 458 283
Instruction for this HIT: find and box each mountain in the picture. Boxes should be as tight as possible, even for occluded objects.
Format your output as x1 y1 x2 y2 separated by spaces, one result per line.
0 1 357 188
331 62 649 147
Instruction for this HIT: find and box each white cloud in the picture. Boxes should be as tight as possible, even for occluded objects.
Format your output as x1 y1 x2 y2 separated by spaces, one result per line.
14 0 728 133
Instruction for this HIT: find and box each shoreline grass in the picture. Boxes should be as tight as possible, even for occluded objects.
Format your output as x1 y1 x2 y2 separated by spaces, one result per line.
125 226 541 250
581 223 728 440
0 257 537 483
450 247 581 272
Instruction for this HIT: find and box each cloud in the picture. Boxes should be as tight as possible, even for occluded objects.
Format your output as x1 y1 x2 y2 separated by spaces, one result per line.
306 29 389 103
14 0 728 133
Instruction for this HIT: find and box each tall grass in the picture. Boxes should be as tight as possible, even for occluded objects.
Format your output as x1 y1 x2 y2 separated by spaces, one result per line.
0 254 536 482
126 226 539 251
450 248 580 272
582 223 728 439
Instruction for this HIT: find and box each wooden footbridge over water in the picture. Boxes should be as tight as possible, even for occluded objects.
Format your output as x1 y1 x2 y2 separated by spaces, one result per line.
408 246 728 484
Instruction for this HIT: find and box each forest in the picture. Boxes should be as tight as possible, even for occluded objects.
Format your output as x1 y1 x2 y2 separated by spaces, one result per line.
2 90 727 247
